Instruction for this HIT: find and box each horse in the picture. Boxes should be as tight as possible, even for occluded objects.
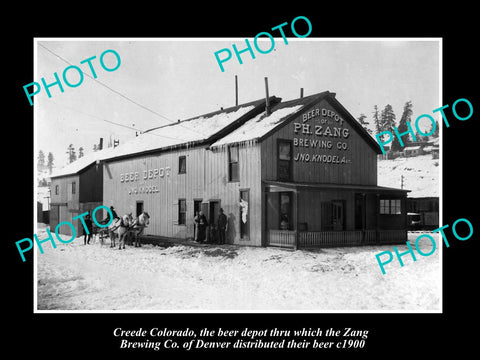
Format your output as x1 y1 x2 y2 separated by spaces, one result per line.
129 211 150 247
108 213 133 250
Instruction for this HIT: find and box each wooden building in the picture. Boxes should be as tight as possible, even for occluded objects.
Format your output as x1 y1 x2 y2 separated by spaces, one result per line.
406 197 439 230
101 91 409 248
49 149 113 236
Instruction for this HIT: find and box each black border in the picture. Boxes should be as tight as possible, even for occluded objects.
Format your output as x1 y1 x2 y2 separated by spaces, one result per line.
7 6 478 357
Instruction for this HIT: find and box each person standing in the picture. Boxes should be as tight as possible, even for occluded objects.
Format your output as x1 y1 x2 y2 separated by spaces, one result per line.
84 213 93 245
195 210 208 243
217 208 228 245
193 211 199 242
110 206 119 220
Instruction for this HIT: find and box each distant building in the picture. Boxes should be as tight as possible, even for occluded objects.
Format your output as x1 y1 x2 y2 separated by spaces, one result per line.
49 148 114 236
406 197 439 230
423 138 439 159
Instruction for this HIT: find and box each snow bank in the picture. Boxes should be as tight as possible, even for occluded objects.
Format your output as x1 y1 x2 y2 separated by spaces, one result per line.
36 226 440 312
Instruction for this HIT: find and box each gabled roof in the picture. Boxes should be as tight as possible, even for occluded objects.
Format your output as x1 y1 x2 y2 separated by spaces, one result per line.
50 97 279 177
50 90 382 177
210 91 382 154
104 96 279 162
49 147 116 179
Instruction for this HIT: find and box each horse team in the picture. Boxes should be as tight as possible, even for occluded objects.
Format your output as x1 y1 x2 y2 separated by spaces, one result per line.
96 209 150 250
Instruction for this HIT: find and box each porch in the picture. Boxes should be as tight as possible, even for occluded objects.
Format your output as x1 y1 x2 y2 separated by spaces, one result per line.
264 180 409 249
267 229 407 249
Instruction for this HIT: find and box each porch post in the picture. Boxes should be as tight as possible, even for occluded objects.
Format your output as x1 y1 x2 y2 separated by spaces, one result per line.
294 189 299 250
375 194 380 245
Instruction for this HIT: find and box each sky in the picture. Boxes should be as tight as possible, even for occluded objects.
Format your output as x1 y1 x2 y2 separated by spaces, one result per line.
34 38 440 169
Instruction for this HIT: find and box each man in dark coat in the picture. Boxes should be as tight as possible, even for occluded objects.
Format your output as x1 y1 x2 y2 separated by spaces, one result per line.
84 213 93 245
195 210 208 243
110 206 119 220
217 208 228 245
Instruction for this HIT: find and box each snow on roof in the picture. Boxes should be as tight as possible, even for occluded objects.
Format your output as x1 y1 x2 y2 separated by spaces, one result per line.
50 147 116 178
108 104 256 159
405 146 421 151
210 105 304 147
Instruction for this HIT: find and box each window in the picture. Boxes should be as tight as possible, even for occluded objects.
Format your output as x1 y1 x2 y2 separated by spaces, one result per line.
179 156 186 174
71 181 76 194
380 199 401 215
321 200 345 231
279 192 292 230
228 146 239 182
178 199 186 225
277 140 292 181
55 185 59 195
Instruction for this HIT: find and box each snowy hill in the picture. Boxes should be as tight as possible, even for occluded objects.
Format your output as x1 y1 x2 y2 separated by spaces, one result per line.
377 154 439 198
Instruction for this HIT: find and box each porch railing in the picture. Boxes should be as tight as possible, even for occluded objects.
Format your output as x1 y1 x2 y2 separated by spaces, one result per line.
299 231 362 247
267 230 297 248
267 229 407 248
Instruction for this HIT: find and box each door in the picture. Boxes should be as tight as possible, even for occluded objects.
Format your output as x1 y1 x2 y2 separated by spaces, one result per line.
355 193 366 230
321 200 345 231
136 201 144 217
240 190 250 240
209 200 220 243
50 205 59 228
193 199 202 240
331 201 345 231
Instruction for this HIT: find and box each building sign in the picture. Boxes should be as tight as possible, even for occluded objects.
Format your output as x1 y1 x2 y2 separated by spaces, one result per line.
119 167 171 195
293 107 351 164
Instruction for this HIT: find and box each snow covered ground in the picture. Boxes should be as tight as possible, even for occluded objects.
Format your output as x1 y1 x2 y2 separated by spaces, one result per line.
378 154 439 197
36 224 441 312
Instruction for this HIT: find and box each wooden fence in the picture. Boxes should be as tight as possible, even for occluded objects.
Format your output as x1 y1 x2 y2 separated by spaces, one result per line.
267 229 407 249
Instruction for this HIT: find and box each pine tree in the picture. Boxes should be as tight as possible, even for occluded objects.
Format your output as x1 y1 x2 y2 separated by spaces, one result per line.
66 144 77 164
47 152 54 174
78 147 84 158
38 150 46 171
93 143 98 152
380 104 396 133
380 105 397 152
357 113 372 135
393 101 413 151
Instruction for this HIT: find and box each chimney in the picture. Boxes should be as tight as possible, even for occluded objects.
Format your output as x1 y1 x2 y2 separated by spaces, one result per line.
235 75 239 106
99 138 103 150
264 77 271 116
300 88 304 98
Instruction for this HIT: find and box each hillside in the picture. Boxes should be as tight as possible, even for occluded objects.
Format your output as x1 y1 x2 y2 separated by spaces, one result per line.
377 154 439 198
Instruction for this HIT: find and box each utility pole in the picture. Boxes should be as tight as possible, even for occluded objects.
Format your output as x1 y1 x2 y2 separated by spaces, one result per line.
401 175 404 189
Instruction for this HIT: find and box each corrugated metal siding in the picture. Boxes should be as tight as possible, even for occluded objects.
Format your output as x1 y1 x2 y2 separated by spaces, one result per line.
102 145 262 246
206 145 262 246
